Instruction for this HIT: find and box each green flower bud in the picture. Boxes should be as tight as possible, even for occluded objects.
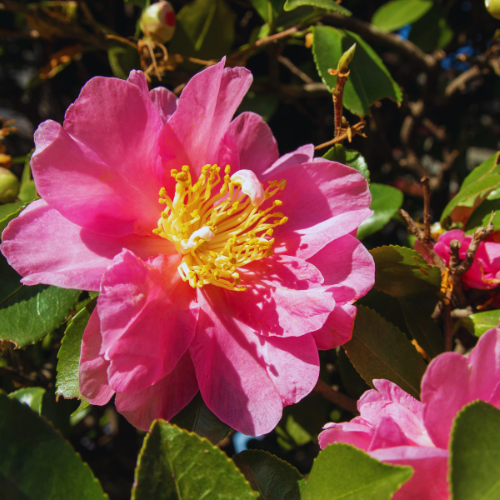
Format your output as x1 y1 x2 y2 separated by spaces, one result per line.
486 0 500 19
0 167 19 204
140 1 176 44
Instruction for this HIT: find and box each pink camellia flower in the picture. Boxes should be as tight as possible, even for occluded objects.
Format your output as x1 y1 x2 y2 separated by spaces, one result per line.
416 229 500 289
1 59 374 436
319 326 500 499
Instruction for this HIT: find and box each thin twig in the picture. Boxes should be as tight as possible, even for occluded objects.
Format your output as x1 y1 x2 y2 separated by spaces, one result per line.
314 120 366 150
277 55 314 84
314 379 358 414
421 177 432 246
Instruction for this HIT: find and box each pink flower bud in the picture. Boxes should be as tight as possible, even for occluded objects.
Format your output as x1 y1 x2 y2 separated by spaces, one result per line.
140 1 176 44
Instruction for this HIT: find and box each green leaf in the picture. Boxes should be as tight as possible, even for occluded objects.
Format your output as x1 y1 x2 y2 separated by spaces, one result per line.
0 393 107 500
370 245 441 299
337 347 370 399
399 298 444 359
8 387 45 415
312 26 402 116
0 201 24 236
18 150 37 203
371 0 433 33
132 420 256 500
441 152 500 225
344 305 427 399
170 392 231 444
56 301 95 400
408 4 453 52
284 0 351 15
323 144 369 182
456 309 500 338
238 91 280 122
450 401 500 500
108 43 141 80
249 0 286 22
464 187 500 234
302 443 413 500
0 254 81 348
357 184 403 240
234 450 305 500
169 0 234 61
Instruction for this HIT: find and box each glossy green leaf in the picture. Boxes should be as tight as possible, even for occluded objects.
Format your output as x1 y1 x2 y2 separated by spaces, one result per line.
399 298 444 358
170 392 231 444
56 301 95 400
238 91 280 122
357 184 403 240
450 401 500 500
0 254 81 348
337 347 370 399
249 0 286 22
8 387 45 415
284 0 351 15
464 186 500 234
370 245 441 299
323 144 369 182
408 4 453 52
0 201 23 236
456 309 500 338
132 420 256 500
441 152 500 224
169 0 234 61
302 443 413 500
0 394 107 500
371 0 433 33
344 305 427 399
234 450 305 500
18 150 37 203
108 43 141 80
312 26 402 116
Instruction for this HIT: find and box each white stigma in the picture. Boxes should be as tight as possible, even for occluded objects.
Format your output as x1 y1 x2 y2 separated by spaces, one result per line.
180 226 215 251
230 170 265 207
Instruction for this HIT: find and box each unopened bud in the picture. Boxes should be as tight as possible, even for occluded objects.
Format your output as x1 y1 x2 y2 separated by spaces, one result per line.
0 167 19 203
140 1 176 44
486 0 500 19
337 43 356 73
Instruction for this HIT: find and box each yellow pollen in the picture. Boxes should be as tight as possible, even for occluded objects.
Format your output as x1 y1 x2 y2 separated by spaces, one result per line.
153 164 287 291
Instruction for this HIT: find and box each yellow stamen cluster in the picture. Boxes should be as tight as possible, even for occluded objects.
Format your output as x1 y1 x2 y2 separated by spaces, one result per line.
153 164 287 291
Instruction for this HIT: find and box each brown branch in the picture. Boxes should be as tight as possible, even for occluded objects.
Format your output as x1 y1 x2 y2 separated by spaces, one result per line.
421 177 432 246
315 120 366 150
445 65 487 97
277 55 314 84
314 379 358 414
0 366 50 388
0 0 108 49
444 302 453 352
323 13 437 71
398 209 447 271
228 26 298 63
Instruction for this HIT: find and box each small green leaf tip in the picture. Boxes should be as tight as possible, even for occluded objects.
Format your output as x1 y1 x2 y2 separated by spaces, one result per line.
337 43 356 73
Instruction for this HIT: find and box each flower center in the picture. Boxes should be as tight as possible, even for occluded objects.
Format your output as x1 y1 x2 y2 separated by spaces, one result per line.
153 165 287 291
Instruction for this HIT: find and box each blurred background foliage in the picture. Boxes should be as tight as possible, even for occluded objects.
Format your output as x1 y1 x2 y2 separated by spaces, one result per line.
1 0 500 498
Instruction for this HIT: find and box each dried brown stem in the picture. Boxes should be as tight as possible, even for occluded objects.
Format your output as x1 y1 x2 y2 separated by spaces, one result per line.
421 177 431 246
314 379 358 414
277 55 314 84
0 366 50 388
314 120 366 150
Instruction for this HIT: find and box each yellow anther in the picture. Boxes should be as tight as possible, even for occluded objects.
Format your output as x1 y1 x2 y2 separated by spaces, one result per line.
159 198 167 204
153 164 287 292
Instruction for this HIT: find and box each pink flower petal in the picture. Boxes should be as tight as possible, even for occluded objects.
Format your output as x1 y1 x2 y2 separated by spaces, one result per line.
421 352 471 449
261 144 315 178
115 352 199 431
319 419 374 451
79 308 114 405
160 60 253 181
99 250 198 394
226 255 335 337
311 303 357 350
217 112 279 175
308 234 375 302
127 70 149 94
1 200 174 291
150 87 178 124
468 327 500 402
271 161 371 259
371 379 424 419
370 446 449 500
189 286 285 436
369 416 411 450
32 77 164 237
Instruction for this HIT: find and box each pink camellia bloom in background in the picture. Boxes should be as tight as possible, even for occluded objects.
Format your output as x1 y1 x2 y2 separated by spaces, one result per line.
319 326 500 499
1 59 374 436
415 229 500 289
